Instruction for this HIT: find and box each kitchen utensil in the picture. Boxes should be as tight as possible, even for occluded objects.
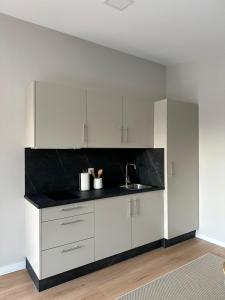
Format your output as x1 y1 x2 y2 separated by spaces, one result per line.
98 169 103 178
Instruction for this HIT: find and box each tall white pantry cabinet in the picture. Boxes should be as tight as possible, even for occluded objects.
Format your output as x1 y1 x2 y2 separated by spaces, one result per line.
154 99 199 240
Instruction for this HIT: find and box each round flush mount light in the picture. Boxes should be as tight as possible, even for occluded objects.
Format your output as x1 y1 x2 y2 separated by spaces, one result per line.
104 0 135 11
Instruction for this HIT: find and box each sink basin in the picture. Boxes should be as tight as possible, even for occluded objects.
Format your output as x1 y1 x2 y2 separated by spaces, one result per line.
120 183 152 190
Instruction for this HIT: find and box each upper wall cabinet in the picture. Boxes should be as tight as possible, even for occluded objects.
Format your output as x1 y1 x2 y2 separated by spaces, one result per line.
25 81 154 148
25 81 87 148
87 89 123 148
123 95 154 148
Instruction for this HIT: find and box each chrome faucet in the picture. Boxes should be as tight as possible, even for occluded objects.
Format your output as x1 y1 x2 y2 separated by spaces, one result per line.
125 163 136 186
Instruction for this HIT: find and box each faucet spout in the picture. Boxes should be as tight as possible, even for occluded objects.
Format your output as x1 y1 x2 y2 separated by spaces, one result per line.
125 163 136 186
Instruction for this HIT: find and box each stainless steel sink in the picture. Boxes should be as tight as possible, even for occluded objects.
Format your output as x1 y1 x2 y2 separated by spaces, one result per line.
120 183 152 190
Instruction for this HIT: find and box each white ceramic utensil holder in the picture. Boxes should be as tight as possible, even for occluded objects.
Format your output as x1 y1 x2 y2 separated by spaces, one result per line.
94 178 103 189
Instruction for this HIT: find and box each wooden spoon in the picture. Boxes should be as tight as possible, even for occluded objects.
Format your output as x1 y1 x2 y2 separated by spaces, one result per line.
98 169 103 178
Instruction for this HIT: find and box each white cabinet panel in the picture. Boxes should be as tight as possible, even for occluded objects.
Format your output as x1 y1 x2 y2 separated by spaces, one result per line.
42 213 94 250
41 238 94 279
87 89 123 147
154 99 199 239
95 196 132 260
167 100 199 238
131 192 164 248
35 81 86 148
25 81 87 148
124 95 154 148
26 190 164 281
25 200 41 279
25 81 155 149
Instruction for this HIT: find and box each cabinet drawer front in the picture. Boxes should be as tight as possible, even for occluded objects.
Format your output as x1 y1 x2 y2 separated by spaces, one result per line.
41 238 94 279
42 213 94 250
41 201 94 222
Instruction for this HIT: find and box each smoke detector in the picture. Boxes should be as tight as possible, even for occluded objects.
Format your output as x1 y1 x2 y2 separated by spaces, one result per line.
104 0 135 11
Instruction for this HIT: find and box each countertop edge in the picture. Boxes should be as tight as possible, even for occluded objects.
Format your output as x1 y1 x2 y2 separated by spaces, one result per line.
24 186 165 209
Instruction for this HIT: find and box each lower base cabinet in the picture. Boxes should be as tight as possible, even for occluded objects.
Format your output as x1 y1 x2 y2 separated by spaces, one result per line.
94 191 164 260
25 191 164 289
95 196 132 261
131 191 164 248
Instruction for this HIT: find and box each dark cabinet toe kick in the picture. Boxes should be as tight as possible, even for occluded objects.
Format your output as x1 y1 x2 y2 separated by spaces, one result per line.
26 231 196 292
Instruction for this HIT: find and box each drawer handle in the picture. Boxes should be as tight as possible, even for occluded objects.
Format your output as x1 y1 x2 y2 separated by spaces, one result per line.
61 245 84 253
61 206 84 212
61 219 84 226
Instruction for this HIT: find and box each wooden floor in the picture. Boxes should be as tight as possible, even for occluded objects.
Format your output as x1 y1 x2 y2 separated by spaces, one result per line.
1 238 225 300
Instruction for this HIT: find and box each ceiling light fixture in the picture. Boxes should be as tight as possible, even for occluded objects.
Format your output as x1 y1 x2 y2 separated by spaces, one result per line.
104 0 135 11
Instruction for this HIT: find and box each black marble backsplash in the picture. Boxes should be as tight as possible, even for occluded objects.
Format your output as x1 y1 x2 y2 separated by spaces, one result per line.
25 148 164 195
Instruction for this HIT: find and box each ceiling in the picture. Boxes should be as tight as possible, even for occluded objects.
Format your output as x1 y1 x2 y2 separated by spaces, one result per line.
1 0 225 65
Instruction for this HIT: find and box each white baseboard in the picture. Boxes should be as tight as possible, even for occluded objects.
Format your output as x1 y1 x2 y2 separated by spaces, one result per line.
196 232 225 248
0 260 25 276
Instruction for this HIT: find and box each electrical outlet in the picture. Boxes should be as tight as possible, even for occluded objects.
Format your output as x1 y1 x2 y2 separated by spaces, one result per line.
88 168 94 175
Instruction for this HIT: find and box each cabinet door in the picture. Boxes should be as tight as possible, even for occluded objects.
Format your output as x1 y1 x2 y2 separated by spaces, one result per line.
124 95 154 148
95 196 132 260
132 191 164 248
167 100 199 238
87 89 123 147
35 81 86 148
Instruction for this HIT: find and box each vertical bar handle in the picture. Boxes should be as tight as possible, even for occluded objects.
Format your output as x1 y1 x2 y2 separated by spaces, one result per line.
83 123 88 143
129 199 134 217
121 127 124 144
135 198 140 216
83 123 86 143
126 128 129 144
170 161 175 177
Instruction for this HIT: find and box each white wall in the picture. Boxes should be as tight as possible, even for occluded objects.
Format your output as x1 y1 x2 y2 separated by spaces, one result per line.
0 13 166 272
167 56 225 245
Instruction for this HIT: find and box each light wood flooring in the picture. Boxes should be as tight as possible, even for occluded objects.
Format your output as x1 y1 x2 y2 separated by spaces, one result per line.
1 238 225 300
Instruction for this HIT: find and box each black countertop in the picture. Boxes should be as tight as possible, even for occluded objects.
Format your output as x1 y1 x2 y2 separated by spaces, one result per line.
25 186 164 209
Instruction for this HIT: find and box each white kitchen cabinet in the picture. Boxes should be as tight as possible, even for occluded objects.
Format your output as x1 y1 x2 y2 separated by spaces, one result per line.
42 238 94 279
25 81 155 149
87 89 123 147
87 91 154 148
25 200 95 280
25 81 87 148
123 94 154 148
154 99 199 239
94 191 164 260
94 195 132 261
26 190 164 288
131 191 164 248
